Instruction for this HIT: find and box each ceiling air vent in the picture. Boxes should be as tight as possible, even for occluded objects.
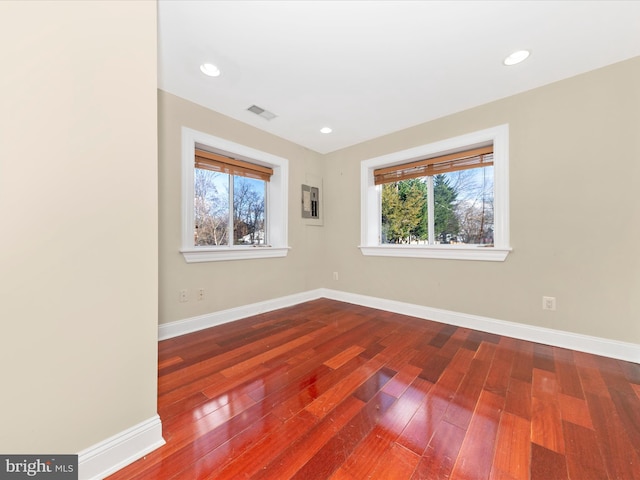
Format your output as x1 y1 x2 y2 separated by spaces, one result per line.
247 104 277 121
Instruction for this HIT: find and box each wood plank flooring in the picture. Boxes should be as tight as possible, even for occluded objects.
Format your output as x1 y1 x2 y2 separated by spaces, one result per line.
107 299 640 479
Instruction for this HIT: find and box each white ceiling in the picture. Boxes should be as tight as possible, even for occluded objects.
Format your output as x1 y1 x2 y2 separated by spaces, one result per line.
158 1 640 154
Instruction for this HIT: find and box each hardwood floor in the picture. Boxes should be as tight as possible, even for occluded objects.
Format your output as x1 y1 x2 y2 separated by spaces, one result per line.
107 299 640 479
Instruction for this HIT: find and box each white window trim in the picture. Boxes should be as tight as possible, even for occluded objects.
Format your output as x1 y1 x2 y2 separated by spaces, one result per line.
360 125 511 261
181 127 289 263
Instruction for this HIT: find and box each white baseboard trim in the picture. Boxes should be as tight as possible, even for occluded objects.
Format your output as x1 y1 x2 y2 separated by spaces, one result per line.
158 288 639 364
158 289 324 340
78 415 165 480
319 288 640 364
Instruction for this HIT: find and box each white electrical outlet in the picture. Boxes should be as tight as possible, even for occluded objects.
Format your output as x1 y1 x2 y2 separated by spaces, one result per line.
179 289 188 303
542 296 556 311
198 288 204 301
333 272 339 281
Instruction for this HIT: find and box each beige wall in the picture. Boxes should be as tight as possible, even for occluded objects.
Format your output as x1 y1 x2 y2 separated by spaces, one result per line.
158 91 325 324
0 1 158 452
160 58 639 345
323 57 640 344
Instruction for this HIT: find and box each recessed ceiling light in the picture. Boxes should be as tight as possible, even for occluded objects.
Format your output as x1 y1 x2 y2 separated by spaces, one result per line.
200 63 221 77
503 50 530 66
320 127 332 134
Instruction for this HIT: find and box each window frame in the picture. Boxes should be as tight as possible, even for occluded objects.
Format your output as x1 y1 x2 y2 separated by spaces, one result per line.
360 125 511 261
181 127 289 263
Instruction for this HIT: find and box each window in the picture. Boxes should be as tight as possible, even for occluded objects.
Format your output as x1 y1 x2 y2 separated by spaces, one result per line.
360 125 510 261
194 149 270 247
181 127 289 263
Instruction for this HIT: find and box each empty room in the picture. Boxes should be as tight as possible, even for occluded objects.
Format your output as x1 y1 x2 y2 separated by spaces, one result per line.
1 1 639 479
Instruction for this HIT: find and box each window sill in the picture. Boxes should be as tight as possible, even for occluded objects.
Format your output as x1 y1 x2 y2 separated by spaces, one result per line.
181 246 291 263
359 245 511 262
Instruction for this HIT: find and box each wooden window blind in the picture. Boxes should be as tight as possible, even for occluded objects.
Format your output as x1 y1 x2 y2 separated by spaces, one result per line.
195 148 273 182
373 145 493 185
